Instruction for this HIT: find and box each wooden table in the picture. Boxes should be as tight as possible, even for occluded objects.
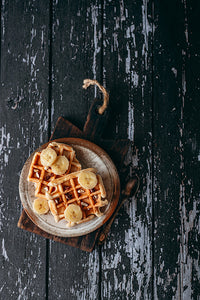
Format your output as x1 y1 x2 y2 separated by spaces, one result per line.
0 1 199 299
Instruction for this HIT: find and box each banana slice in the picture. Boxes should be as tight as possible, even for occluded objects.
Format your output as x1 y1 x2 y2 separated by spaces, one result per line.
33 198 49 215
64 204 83 222
78 170 98 189
40 148 57 167
51 155 69 175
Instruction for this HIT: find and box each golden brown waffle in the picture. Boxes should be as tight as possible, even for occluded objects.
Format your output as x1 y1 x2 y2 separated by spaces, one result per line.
28 142 82 199
47 168 108 226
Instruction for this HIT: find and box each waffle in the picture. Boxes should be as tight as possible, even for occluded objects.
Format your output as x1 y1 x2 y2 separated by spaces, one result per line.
46 168 108 226
28 142 82 199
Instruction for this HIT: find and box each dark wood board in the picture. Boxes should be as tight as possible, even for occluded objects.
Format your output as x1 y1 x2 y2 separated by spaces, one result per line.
153 0 200 299
101 1 153 299
0 0 200 299
18 209 100 252
48 1 103 299
17 114 127 252
0 1 50 299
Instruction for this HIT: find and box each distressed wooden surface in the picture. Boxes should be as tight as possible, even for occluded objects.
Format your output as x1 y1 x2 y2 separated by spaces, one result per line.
48 1 102 300
153 1 200 299
0 1 49 298
0 0 199 299
101 1 153 299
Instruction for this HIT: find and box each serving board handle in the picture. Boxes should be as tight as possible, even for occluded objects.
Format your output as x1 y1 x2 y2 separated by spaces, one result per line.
83 98 109 140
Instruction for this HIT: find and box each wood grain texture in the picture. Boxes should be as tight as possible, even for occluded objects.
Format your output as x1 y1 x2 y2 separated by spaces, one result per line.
48 1 102 299
50 0 103 131
101 0 153 299
153 0 200 299
0 1 49 299
1 0 199 299
18 210 99 252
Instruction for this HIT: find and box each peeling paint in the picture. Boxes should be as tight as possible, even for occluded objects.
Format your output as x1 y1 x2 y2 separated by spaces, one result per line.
2 238 9 261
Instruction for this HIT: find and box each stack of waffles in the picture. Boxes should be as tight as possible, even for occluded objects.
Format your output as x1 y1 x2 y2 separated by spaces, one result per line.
28 142 108 227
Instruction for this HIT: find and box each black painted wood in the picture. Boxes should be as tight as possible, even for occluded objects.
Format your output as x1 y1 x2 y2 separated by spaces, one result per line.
48 1 102 299
0 0 199 299
0 1 50 298
101 1 153 299
153 1 200 299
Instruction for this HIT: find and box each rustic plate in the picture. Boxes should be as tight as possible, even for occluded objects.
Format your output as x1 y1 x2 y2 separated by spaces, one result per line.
19 138 120 237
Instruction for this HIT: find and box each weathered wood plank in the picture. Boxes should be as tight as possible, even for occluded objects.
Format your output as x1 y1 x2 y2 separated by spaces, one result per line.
1 1 198 299
48 1 102 299
50 0 103 131
153 0 200 299
101 0 153 298
0 1 50 299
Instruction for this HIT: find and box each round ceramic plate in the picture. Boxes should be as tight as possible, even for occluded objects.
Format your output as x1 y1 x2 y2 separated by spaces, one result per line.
19 138 120 237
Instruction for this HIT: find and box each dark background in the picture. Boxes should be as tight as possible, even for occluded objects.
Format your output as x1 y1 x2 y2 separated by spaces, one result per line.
0 0 199 299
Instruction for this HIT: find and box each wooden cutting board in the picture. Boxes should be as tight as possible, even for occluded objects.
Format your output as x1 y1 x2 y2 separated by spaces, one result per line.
18 99 130 252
